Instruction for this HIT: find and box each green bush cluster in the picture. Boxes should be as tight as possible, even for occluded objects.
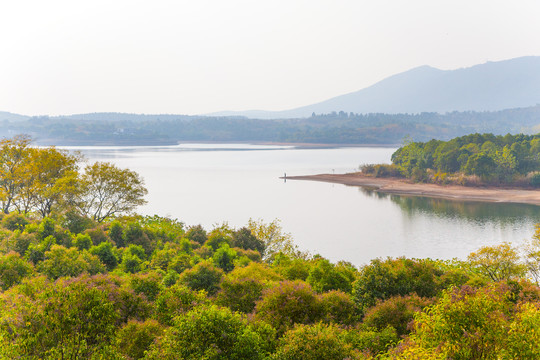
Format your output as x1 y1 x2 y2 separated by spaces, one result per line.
388 133 540 184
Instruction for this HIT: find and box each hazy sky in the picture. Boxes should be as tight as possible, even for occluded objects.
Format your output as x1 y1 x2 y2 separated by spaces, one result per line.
1 0 539 116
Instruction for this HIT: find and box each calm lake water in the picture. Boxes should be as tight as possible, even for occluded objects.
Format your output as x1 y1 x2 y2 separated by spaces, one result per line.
64 144 540 266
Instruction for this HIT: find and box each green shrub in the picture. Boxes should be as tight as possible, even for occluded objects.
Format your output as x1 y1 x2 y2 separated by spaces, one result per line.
255 280 322 335
6 231 37 256
205 226 233 251
178 260 224 295
400 284 516 359
363 294 433 336
319 290 359 325
146 305 271 359
306 257 357 293
89 241 119 270
345 326 399 356
162 270 179 287
217 276 266 313
73 233 92 251
154 283 208 325
232 227 265 253
530 172 540 187
61 209 95 234
84 227 109 245
108 221 124 247
1 212 29 231
38 245 105 279
115 319 164 360
353 257 447 314
212 243 237 272
0 251 33 290
167 253 193 274
0 274 119 358
129 271 163 302
185 224 207 245
274 322 359 360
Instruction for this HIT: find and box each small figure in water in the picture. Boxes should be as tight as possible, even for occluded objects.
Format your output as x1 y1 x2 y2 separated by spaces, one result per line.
284 172 286 183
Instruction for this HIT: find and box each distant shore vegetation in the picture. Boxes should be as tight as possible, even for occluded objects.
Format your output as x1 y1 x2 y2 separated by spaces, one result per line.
2 135 540 358
362 132 540 187
2 105 540 145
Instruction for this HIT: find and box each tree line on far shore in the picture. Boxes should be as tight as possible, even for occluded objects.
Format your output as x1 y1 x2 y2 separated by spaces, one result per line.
4 105 540 146
363 132 540 186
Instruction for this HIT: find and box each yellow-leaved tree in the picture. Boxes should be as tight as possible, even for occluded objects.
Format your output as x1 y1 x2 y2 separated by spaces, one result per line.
467 242 526 282
76 161 148 222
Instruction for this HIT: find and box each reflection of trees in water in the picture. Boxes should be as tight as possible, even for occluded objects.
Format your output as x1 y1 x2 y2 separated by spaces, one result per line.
358 186 540 224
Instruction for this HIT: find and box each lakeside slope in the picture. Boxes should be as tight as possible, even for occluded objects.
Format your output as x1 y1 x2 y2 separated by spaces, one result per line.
285 173 540 206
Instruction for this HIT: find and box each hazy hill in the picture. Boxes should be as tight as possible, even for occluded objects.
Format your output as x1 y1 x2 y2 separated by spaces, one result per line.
0 111 30 122
210 56 540 119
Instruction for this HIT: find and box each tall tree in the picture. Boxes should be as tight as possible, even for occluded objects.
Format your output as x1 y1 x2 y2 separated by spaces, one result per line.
0 135 32 213
77 162 147 222
29 147 81 217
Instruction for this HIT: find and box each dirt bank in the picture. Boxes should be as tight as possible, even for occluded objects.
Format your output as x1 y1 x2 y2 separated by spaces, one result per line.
284 173 540 206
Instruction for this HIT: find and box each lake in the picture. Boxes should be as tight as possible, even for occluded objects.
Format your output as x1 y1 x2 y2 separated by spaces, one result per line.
64 144 540 266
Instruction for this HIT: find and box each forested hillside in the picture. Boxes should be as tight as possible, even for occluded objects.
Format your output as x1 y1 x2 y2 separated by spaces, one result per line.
1 135 540 358
3 105 540 145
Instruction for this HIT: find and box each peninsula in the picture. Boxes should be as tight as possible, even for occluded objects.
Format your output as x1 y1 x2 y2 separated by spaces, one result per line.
285 173 540 206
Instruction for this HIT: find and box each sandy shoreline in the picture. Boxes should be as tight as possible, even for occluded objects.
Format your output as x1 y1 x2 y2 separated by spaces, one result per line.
285 173 540 206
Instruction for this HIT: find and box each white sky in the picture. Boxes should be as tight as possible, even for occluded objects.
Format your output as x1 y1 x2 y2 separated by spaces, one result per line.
1 0 539 116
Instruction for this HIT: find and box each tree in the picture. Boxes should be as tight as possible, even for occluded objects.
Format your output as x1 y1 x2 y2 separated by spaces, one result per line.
274 323 358 360
306 257 357 293
247 218 297 261
213 243 237 272
524 225 540 284
352 257 451 314
154 283 208 325
146 305 272 360
89 241 119 270
115 319 164 360
178 260 224 295
254 280 322 335
232 227 265 254
464 152 497 180
77 162 147 222
0 134 32 214
38 245 105 279
27 146 81 217
467 242 526 282
399 284 515 359
0 251 33 290
0 275 119 358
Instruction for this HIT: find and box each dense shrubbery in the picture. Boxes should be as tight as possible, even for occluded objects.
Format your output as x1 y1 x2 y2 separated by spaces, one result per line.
0 210 539 358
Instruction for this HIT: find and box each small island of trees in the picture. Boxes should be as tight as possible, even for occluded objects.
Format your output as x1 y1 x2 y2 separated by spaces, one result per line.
1 135 540 358
363 133 540 187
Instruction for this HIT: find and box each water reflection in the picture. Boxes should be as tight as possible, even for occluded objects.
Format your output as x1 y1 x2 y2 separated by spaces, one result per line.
359 186 540 225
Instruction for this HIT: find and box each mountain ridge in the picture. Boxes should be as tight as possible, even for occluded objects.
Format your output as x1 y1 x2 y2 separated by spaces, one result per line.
207 56 540 119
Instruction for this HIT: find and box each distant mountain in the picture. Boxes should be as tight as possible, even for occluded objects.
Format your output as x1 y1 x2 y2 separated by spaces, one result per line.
209 56 540 119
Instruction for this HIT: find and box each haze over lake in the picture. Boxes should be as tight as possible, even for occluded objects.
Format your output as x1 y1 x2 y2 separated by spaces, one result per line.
65 144 540 265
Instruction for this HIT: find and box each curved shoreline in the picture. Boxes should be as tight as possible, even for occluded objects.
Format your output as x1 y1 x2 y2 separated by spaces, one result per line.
285 173 540 206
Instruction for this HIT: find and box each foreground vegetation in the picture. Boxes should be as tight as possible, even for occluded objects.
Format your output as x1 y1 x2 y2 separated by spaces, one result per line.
2 210 540 359
2 135 540 359
363 132 540 186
